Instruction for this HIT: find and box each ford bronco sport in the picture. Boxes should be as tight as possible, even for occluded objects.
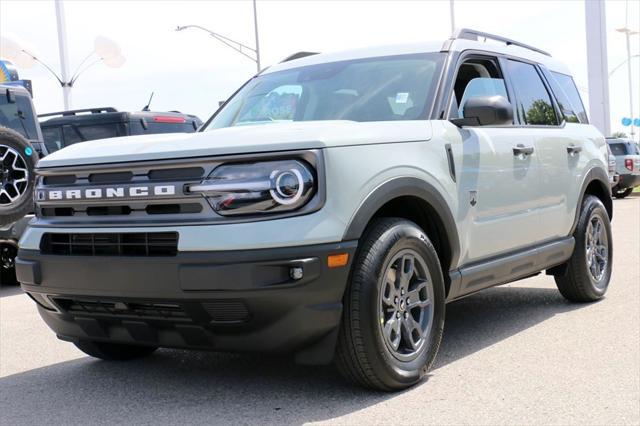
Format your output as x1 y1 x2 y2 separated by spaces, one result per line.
16 29 614 391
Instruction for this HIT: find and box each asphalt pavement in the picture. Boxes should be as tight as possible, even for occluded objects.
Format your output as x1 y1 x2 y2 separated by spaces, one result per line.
1 197 638 425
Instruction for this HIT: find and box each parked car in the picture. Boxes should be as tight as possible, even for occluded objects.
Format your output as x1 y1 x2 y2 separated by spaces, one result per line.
17 29 613 391
0 84 47 285
606 137 640 198
607 143 619 188
39 107 203 153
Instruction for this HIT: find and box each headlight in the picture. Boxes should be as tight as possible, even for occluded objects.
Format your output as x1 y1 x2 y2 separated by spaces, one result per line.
187 160 315 216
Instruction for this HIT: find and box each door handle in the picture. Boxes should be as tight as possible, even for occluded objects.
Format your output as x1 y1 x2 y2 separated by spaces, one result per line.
567 145 582 155
513 144 534 156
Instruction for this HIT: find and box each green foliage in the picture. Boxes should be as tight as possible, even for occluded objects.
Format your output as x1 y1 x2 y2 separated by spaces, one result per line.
525 100 556 125
610 131 628 138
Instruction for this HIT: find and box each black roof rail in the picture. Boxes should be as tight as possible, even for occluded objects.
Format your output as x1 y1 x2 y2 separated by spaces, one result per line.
38 107 118 118
452 28 551 57
280 51 319 63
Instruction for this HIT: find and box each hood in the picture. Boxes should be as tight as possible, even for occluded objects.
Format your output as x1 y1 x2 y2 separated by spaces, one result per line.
37 120 432 168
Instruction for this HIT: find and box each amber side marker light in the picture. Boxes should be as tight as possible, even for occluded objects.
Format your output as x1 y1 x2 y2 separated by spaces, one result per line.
328 253 349 268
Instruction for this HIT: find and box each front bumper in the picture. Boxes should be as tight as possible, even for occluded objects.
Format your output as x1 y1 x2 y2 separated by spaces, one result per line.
17 241 357 364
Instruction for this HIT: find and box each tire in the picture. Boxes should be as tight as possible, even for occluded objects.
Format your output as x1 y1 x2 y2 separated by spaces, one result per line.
0 266 17 286
613 186 633 199
74 340 158 361
0 127 37 227
335 218 445 391
555 195 613 302
0 242 18 286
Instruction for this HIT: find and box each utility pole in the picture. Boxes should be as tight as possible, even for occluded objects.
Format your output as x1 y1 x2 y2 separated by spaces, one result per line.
449 0 456 35
584 0 611 137
54 0 72 110
253 0 261 72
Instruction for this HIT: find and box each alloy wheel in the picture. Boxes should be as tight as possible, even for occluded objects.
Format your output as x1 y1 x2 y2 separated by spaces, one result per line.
378 249 434 361
0 145 29 205
585 214 608 285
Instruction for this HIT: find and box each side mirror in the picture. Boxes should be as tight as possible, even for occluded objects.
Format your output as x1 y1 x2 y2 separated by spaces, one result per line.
451 95 513 127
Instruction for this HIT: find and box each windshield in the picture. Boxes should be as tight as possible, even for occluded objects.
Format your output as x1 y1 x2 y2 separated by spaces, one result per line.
205 53 445 130
0 92 39 140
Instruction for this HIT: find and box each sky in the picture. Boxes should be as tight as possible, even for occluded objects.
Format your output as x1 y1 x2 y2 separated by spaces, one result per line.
1 0 638 137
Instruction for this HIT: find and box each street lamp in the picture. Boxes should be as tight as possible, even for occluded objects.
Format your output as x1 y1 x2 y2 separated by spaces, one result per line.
176 0 261 73
0 34 125 110
615 25 639 140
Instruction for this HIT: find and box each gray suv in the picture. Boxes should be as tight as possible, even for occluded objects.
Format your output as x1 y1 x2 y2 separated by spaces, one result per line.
607 137 640 198
16 29 613 391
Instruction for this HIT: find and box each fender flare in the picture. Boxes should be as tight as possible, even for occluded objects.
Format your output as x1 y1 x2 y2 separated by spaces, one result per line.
342 177 461 270
570 167 612 235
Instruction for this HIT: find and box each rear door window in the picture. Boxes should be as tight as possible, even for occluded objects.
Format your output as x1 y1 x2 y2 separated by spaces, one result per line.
76 123 120 141
506 60 559 126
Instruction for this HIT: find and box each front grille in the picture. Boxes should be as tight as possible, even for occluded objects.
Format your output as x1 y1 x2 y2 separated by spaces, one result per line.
40 232 178 256
53 298 250 324
55 298 188 319
202 300 250 323
36 162 212 224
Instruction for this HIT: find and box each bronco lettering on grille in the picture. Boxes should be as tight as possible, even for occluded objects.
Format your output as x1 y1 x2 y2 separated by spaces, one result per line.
37 185 177 201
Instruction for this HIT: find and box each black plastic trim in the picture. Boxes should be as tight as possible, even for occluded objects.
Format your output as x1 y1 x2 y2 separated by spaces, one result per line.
447 237 575 301
342 177 460 271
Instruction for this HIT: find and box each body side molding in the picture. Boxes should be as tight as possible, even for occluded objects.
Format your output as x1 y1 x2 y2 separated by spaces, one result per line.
447 237 575 302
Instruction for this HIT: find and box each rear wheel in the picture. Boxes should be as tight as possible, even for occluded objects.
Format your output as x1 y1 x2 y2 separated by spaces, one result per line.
74 340 158 361
336 218 445 391
613 186 633 199
0 128 37 227
555 195 613 302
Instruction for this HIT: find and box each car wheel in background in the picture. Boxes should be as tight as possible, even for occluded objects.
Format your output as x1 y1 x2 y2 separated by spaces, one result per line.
555 195 613 302
612 186 633 199
0 128 37 227
335 218 445 391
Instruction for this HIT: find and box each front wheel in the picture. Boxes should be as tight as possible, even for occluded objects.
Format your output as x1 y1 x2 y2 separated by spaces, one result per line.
555 195 613 302
613 186 633 199
335 218 445 391
74 340 158 361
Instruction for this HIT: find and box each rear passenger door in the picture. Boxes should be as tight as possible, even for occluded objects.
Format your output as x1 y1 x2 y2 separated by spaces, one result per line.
505 61 585 240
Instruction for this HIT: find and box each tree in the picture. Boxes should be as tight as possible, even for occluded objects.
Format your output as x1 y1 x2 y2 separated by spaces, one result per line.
525 100 557 125
610 131 628 138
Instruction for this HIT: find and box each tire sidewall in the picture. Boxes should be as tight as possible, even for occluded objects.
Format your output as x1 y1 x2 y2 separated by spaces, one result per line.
574 196 613 298
357 221 445 387
0 128 37 226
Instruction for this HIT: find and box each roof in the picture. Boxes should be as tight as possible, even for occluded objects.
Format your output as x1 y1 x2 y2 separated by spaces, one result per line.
39 109 201 126
264 29 572 76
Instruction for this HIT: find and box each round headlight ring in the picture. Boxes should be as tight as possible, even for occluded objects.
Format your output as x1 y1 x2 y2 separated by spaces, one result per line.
270 168 305 205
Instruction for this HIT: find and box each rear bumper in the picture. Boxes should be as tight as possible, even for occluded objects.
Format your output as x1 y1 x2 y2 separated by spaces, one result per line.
617 173 640 189
17 241 357 364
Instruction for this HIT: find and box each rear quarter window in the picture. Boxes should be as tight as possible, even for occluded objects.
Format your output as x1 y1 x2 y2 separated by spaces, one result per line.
548 71 588 124
609 143 627 156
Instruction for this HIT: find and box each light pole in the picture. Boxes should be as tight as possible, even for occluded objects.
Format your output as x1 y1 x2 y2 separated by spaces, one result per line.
616 0 639 141
176 0 261 73
0 35 125 111
616 26 639 140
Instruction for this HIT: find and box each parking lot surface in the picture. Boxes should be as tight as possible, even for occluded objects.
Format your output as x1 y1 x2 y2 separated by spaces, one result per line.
1 197 638 425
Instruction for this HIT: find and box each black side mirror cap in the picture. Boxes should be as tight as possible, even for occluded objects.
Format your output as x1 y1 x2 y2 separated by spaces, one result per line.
451 95 513 127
